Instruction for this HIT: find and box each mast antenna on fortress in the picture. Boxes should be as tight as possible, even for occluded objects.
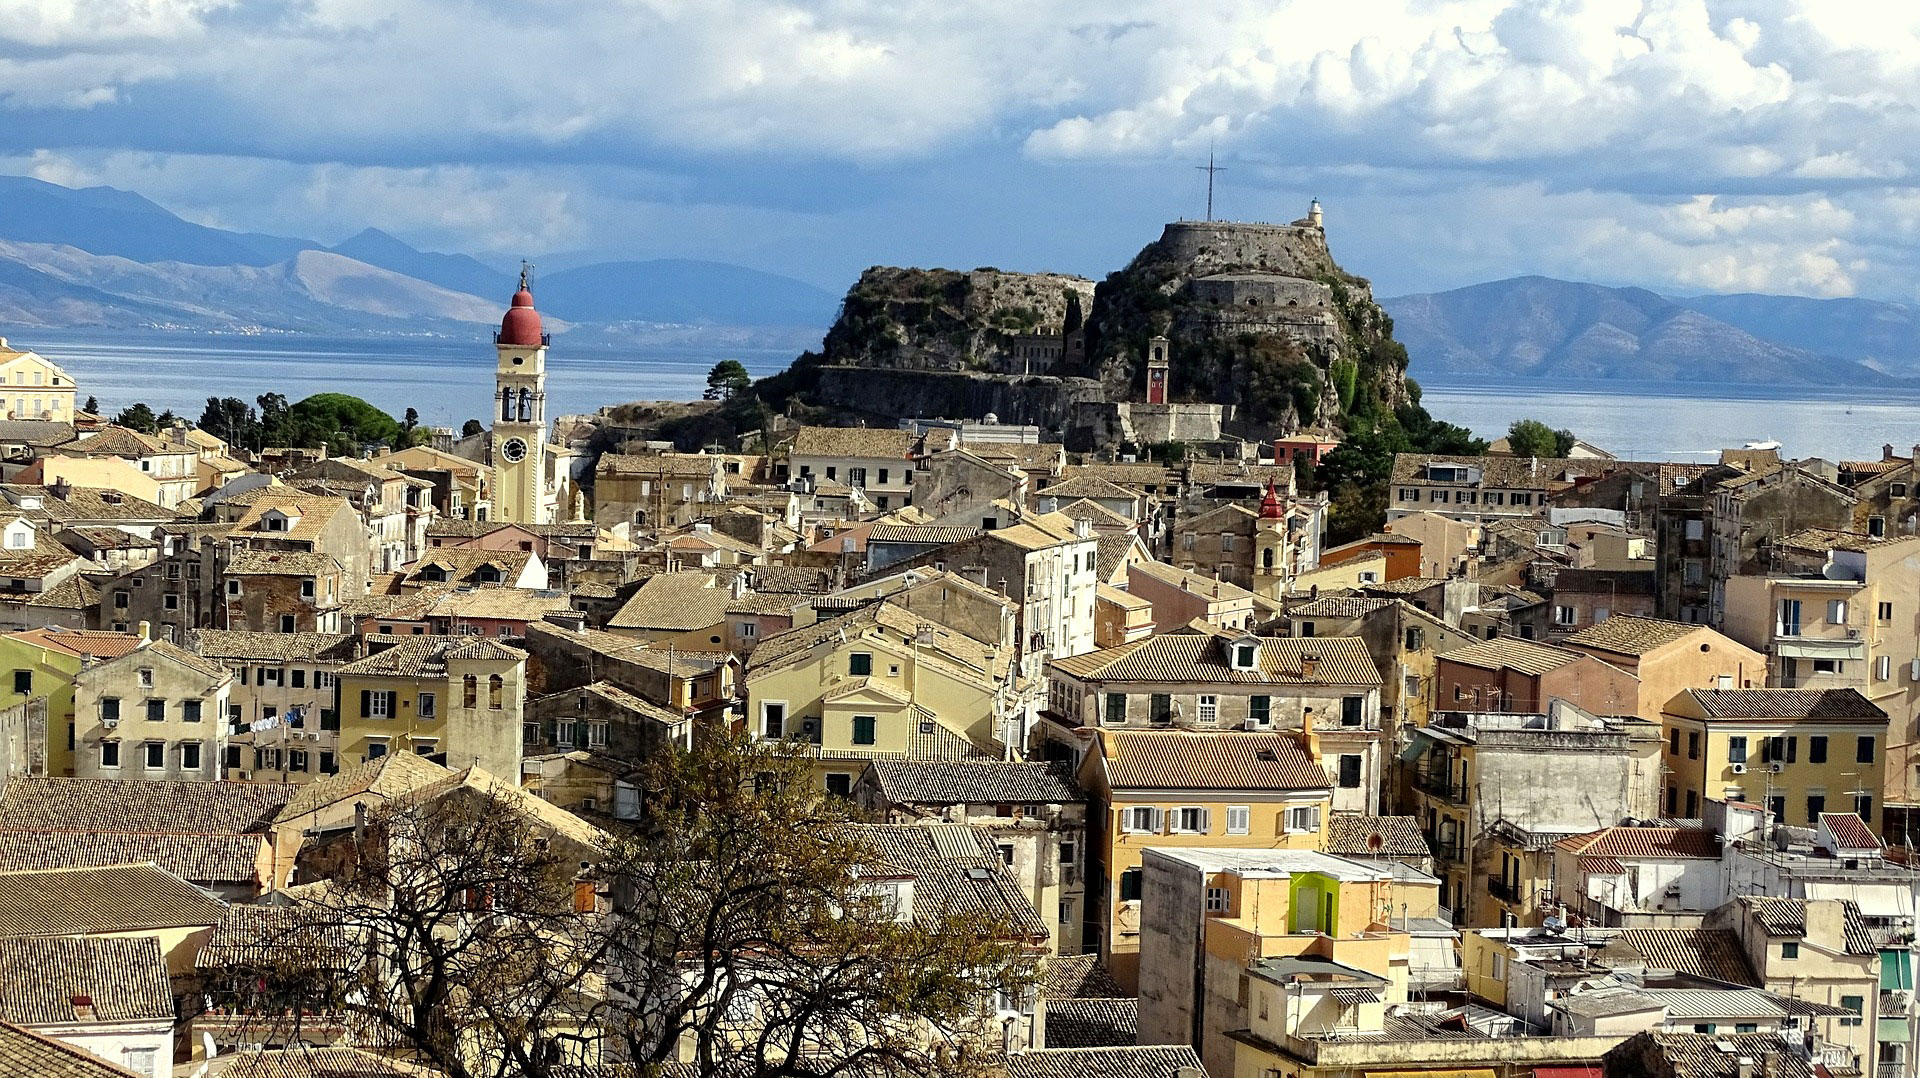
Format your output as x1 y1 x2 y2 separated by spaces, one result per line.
1196 148 1227 222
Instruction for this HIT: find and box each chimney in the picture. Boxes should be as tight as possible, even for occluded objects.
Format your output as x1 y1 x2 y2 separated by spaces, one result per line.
136 621 150 643
1300 654 1319 679
1073 517 1092 539
1884 443 1896 461
1911 444 1920 465
69 994 94 1021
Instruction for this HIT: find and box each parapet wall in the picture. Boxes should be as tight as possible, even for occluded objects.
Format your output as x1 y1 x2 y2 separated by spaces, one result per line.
1152 220 1336 279
813 366 1106 431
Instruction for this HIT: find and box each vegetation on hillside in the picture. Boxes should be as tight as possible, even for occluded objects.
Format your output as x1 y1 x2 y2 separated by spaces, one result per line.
1313 380 1488 544
190 392 427 454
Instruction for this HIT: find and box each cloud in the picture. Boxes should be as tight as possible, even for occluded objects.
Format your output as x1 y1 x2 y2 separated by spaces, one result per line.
4 1 1920 300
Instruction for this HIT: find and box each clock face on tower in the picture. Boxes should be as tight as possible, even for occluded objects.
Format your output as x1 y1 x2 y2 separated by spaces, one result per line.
500 437 528 463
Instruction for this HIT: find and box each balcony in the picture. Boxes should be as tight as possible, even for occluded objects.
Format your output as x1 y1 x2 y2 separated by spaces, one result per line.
1488 878 1520 903
1426 836 1465 864
1418 773 1468 805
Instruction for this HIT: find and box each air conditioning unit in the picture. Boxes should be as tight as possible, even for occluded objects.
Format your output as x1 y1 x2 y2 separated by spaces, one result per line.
1770 763 1785 774
1847 628 1861 639
101 718 118 729
1730 763 1747 775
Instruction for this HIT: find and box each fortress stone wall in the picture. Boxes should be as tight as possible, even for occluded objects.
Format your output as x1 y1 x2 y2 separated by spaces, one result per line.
1148 220 1337 279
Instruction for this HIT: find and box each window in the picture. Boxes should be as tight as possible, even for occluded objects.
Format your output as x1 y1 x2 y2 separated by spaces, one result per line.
1669 728 1681 754
1727 736 1747 763
8 670 25 696
182 701 200 723
418 692 437 719
301 578 315 600
824 773 853 797
1809 735 1828 763
488 674 503 708
1807 793 1827 822
1764 735 1796 763
852 715 877 746
144 699 164 722
1857 794 1874 820
1869 517 1887 538
122 1047 157 1077
1124 807 1163 833
1119 868 1142 902
557 720 578 746
144 741 164 769
1234 643 1257 668
1777 598 1802 636
363 690 395 719
1104 693 1127 725
1227 806 1251 835
367 741 388 759
1886 601 1900 623
1828 599 1850 625
100 696 120 723
588 721 608 747
1782 941 1799 959
763 703 786 738
1149 693 1172 725
738 621 757 638
288 749 307 772
100 740 119 767
524 722 540 746
1248 695 1270 727
1813 658 1843 674
1205 886 1230 914
1880 655 1894 681
1197 694 1218 723
1341 696 1364 726
1687 731 1700 760
1860 735 1877 764
1172 806 1209 833
1338 755 1362 788
462 675 478 707
1284 805 1321 833
1840 994 1864 1027
1554 605 1576 626
1895 483 1910 499
279 614 296 633
849 653 872 676
162 594 178 611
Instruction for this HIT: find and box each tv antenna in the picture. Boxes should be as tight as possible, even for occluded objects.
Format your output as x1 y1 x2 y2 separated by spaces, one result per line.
1196 146 1227 222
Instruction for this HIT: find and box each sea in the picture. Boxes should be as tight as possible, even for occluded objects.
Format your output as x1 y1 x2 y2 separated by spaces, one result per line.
12 328 1920 463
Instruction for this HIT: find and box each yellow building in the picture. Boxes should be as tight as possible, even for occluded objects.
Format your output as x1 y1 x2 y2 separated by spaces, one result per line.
744 599 1015 794
1135 846 1442 1078
0 628 142 776
1078 728 1334 992
333 637 527 776
0 339 78 421
1662 687 1888 830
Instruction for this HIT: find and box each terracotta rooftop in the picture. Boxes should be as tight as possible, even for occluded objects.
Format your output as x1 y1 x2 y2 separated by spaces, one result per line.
1438 637 1588 676
1681 687 1885 720
1818 811 1882 850
0 1017 149 1076
1006 1045 1206 1078
791 425 914 459
1324 815 1430 858
1562 615 1707 656
1555 826 1719 859
867 761 1080 805
1094 730 1330 791
0 863 228 936
0 935 171 1026
1051 634 1378 686
0 776 292 834
1614 928 1759 986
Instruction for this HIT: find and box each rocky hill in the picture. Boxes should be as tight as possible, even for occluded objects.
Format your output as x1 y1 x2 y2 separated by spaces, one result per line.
775 210 1416 448
1082 216 1410 432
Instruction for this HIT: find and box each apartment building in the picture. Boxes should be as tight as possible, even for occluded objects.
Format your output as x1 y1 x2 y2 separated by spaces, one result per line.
71 639 234 782
1661 687 1888 831
332 636 527 775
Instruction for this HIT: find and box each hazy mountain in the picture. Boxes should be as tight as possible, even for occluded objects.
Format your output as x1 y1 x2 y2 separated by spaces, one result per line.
0 175 312 267
0 241 507 332
537 259 838 327
1382 276 1891 385
329 228 513 300
1675 292 1920 377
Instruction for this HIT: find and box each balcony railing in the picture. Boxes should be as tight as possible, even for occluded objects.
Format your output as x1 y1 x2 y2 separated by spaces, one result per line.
1418 774 1468 804
1427 837 1465 864
1488 878 1520 902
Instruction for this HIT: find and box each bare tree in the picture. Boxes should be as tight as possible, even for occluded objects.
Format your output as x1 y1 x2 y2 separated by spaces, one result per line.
272 733 1037 1078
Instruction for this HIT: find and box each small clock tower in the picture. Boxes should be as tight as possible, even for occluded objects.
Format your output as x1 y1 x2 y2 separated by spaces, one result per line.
1145 335 1170 405
492 267 550 525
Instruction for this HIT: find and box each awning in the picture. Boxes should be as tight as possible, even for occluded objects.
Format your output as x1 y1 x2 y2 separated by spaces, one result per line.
1803 881 1917 918
1330 985 1383 1004
1365 1071 1497 1078
1534 1069 1603 1078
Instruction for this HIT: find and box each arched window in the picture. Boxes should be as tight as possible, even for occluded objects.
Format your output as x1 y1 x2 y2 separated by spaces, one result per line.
517 388 532 422
488 674 504 709
1263 548 1275 569
463 675 478 708
500 390 513 421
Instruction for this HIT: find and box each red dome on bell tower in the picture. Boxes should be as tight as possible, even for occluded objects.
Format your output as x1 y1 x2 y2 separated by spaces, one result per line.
497 265 544 347
1259 480 1285 519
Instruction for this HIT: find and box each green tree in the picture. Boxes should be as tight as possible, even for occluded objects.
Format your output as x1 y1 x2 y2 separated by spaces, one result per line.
113 402 158 433
1507 418 1576 458
704 359 752 401
257 394 292 446
460 419 484 438
287 393 404 449
83 395 98 414
198 397 261 450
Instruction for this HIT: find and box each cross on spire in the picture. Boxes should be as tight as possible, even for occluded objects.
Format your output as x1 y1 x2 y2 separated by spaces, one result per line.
1196 148 1228 222
519 261 532 291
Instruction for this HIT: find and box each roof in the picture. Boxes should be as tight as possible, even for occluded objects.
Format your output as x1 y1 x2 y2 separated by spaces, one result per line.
276 751 454 822
1323 815 1430 858
203 1048 443 1077
1439 637 1591 676
606 571 731 632
1614 928 1759 986
0 1019 147 1076
1095 730 1330 791
1127 559 1255 602
0 829 267 884
867 523 979 546
1390 453 1615 490
848 824 1047 939
1286 596 1397 620
1042 997 1137 1048
791 425 914 459
1680 687 1886 720
0 935 171 1026
102 637 231 681
1039 475 1139 502
5 627 141 660
1556 827 1719 859
194 902 361 971
0 863 228 936
1050 634 1378 686
1616 1032 1813 1078
187 630 358 663
1562 615 1705 656
1045 954 1126 999
1005 1045 1206 1078
986 511 1089 552
424 587 571 622
748 600 1007 687
866 761 1080 805
334 636 524 678
1776 527 1887 555
1055 498 1135 529
226 549 342 577
62 425 175 459
1819 811 1882 850
0 776 292 834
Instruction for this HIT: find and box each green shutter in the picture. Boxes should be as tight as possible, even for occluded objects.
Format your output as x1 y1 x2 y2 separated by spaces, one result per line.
360 689 372 717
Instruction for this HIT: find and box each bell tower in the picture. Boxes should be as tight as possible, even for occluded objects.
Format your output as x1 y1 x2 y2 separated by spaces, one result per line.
492 266 550 525
1253 480 1288 599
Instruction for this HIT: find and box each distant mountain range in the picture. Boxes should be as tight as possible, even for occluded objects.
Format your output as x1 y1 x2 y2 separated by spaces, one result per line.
0 175 839 337
1382 276 1917 385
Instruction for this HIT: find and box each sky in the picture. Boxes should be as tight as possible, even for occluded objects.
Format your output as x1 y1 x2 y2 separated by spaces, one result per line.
4 0 1920 300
